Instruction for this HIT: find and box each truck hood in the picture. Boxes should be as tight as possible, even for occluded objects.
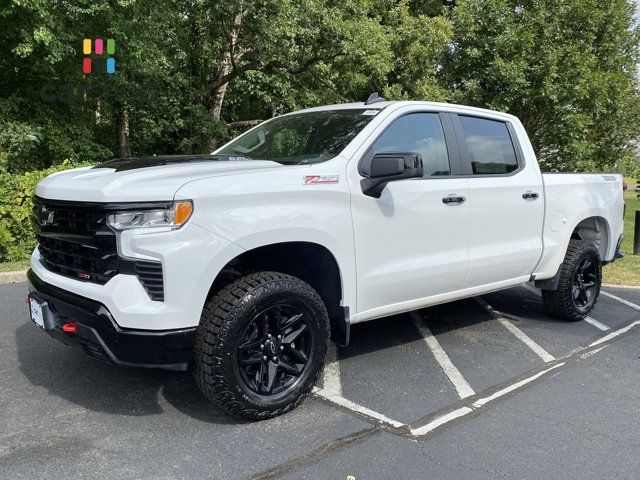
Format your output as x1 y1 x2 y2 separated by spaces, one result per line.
36 155 283 202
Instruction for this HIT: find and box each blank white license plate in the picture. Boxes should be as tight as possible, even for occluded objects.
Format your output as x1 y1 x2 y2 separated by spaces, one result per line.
29 298 45 329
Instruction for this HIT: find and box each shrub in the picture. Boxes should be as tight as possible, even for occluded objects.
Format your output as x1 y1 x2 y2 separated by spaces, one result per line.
0 160 89 262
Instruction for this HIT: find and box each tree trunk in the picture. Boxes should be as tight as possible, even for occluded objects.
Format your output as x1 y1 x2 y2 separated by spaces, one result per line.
116 103 131 158
211 54 232 123
208 5 244 150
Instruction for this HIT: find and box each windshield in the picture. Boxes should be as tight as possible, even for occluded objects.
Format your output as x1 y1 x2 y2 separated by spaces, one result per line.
217 109 378 165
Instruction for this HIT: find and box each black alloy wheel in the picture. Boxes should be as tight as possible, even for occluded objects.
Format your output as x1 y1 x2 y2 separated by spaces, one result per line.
237 304 312 396
542 239 602 321
193 271 329 420
571 257 598 309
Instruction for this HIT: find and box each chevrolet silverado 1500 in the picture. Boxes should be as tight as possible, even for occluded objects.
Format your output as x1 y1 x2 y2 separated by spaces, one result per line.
27 97 624 419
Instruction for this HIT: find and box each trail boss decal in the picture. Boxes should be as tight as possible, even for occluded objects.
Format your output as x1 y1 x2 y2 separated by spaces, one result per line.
303 175 339 185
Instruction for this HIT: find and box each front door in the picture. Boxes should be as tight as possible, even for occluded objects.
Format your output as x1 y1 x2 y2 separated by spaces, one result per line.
349 111 470 320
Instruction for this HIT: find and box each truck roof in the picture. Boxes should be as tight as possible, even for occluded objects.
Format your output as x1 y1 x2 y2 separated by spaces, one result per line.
290 100 518 122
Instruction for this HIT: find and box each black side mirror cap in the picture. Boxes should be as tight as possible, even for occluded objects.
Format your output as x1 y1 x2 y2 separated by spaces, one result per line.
361 153 423 198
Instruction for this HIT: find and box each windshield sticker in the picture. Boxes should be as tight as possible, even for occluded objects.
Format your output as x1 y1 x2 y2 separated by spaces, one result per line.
303 175 339 185
362 110 379 116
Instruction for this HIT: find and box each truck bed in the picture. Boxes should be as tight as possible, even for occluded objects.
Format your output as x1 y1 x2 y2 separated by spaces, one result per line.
534 173 624 279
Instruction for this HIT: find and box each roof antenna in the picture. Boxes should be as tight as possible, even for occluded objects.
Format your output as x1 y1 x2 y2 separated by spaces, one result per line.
364 92 385 105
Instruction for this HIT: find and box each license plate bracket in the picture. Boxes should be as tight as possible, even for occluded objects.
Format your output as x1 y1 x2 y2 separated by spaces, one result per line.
28 295 51 331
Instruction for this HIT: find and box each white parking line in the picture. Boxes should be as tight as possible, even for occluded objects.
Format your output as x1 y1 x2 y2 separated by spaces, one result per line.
583 316 610 331
471 363 564 408
496 317 556 362
411 313 476 399
314 342 406 429
317 288 640 437
601 291 640 311
313 388 405 428
521 284 610 331
475 298 555 363
321 342 342 397
588 319 640 347
410 407 474 436
410 363 565 436
317 291 640 437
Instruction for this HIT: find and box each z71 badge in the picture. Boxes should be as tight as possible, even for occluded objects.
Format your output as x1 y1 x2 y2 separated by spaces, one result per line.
303 175 339 185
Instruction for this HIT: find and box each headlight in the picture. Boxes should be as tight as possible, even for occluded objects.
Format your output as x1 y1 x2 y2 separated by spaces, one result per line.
107 200 193 231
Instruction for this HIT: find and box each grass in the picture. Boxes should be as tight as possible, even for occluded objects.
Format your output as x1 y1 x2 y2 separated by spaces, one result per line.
603 190 640 286
623 177 637 190
0 259 30 273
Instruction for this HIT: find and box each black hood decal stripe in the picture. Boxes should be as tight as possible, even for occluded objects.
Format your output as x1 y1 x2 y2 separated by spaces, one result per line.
93 155 250 172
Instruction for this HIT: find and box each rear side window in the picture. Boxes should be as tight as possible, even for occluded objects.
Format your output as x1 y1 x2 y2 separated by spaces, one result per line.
457 116 519 175
370 113 451 177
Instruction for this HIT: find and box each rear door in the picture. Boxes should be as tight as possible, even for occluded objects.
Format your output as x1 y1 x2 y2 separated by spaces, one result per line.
349 110 470 320
451 114 544 288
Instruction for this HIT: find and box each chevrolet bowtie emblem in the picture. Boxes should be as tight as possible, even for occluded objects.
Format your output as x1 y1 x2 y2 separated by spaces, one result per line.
39 206 55 226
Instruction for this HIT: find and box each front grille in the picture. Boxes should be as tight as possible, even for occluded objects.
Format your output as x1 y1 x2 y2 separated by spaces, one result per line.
36 199 118 284
35 198 165 301
38 235 118 284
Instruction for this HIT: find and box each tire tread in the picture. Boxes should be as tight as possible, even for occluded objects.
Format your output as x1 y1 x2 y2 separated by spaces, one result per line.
193 271 329 420
542 239 601 321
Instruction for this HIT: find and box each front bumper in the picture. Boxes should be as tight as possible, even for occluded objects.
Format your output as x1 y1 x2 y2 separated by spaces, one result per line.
27 269 196 370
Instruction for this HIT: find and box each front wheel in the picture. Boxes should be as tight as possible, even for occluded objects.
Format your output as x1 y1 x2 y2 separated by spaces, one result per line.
193 271 329 420
542 239 602 321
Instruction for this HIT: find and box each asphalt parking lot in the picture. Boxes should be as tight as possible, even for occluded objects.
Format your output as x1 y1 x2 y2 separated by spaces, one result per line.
2 281 640 480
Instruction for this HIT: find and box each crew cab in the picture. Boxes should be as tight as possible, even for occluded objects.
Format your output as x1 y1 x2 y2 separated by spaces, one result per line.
27 97 624 419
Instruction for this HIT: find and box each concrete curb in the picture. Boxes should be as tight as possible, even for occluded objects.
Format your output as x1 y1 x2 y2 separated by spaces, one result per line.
0 270 27 285
603 283 640 290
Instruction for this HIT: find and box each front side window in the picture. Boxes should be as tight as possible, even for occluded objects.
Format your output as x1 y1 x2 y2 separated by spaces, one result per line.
369 113 450 177
457 116 519 174
217 110 376 165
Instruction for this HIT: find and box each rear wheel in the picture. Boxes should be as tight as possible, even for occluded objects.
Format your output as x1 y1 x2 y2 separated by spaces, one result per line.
193 271 329 420
542 240 602 321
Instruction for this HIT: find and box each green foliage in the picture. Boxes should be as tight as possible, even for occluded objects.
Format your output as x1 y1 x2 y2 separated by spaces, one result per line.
0 161 89 262
2 0 637 173
0 0 639 266
440 0 640 174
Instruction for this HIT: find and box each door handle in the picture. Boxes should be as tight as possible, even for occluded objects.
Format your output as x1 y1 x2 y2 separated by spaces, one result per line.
522 191 539 200
442 195 466 205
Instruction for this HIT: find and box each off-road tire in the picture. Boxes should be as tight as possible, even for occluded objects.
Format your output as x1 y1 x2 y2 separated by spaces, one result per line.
193 271 329 420
542 240 602 321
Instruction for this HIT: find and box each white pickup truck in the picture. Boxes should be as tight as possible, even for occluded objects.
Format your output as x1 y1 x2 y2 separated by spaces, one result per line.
27 97 624 419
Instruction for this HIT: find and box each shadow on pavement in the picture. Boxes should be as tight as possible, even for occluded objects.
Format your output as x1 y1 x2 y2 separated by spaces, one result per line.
14 323 243 425
342 298 495 359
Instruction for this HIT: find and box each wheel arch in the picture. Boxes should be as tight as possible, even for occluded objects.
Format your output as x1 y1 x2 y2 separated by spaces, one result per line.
570 215 611 261
206 240 350 345
536 215 611 291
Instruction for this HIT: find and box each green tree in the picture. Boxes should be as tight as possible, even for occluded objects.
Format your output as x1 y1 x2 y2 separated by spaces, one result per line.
440 0 640 174
382 1 453 102
188 0 395 146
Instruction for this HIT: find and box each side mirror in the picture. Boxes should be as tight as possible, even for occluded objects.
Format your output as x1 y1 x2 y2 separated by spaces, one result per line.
361 152 423 198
